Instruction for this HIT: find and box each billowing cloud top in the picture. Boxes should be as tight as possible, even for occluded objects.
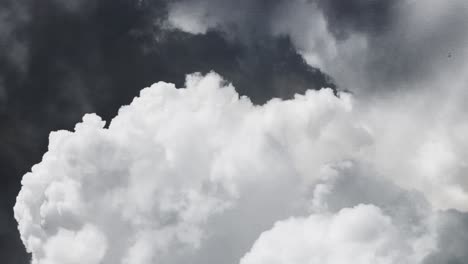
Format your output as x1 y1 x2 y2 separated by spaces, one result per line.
14 71 468 264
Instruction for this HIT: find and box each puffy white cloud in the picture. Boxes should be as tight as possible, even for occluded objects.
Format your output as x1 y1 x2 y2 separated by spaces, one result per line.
240 204 434 264
42 224 107 264
14 72 468 263
15 72 358 264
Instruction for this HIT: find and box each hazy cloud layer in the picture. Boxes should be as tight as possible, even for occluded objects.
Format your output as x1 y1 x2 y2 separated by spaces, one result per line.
15 72 468 264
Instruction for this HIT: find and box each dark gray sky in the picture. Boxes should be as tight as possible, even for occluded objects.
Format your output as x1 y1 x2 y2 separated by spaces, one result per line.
1 0 468 263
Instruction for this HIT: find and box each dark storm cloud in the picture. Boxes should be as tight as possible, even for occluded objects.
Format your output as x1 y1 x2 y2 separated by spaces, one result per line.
286 0 468 93
0 0 30 73
166 0 285 39
423 210 468 264
167 0 400 41
178 0 468 94
2 0 333 120
166 0 468 94
316 0 400 39
363 0 468 89
0 114 40 264
0 0 334 262
310 0 467 91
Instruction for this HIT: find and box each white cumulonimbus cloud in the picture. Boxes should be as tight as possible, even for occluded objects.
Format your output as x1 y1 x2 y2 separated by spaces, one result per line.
14 72 468 264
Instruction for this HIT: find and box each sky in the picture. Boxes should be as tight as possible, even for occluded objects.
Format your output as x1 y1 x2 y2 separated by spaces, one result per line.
1 0 468 263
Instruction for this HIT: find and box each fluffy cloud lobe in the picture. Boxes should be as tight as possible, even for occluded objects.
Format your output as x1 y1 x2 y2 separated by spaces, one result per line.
14 72 468 264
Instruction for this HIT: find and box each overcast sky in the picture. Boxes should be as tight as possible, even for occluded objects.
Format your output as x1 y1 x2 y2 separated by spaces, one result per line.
2 0 468 263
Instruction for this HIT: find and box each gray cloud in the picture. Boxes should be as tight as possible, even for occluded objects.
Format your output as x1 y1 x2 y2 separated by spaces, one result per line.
166 0 282 37
316 0 401 39
358 0 468 91
423 210 468 264
167 0 468 94
0 0 30 73
292 0 468 93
